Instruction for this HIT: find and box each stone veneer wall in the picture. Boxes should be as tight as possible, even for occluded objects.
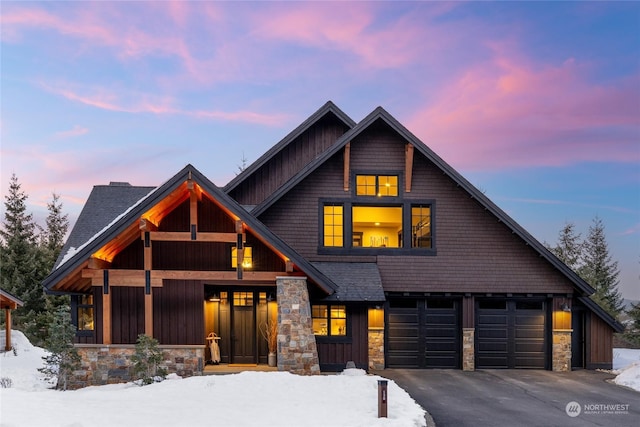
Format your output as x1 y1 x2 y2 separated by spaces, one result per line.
69 345 204 389
552 330 572 372
462 328 475 371
276 276 320 375
368 329 384 370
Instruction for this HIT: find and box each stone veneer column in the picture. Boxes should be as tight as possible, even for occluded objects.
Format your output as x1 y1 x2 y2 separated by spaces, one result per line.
368 329 384 370
276 276 320 375
552 330 572 372
462 328 475 371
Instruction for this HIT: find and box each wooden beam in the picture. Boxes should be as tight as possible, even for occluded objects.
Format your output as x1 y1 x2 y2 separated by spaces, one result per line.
189 181 198 229
235 220 243 234
82 269 163 287
286 260 294 273
148 231 237 243
143 232 152 271
344 142 351 191
139 218 158 232
405 144 414 193
84 268 292 284
88 257 112 270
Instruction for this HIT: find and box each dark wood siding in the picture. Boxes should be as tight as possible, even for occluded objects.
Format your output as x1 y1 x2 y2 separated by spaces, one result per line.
259 119 575 295
198 196 236 233
153 241 232 271
153 280 204 345
111 286 145 344
586 311 613 369
316 304 368 370
230 115 350 206
111 239 144 269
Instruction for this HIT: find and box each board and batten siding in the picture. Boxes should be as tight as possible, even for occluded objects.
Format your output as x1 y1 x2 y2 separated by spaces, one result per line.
315 305 368 370
153 280 204 345
587 312 614 369
111 286 145 344
230 116 350 206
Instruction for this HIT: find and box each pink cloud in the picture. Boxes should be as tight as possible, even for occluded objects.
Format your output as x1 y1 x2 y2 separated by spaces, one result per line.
407 43 640 170
54 125 89 139
40 83 289 126
251 3 440 70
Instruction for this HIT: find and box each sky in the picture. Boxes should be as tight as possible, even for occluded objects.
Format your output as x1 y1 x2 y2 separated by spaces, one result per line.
1 2 638 299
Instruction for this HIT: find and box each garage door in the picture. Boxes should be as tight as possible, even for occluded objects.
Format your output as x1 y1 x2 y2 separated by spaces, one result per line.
387 298 460 368
476 299 546 369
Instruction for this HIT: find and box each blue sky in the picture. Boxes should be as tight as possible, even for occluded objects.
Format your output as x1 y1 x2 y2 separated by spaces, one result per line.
1 1 638 299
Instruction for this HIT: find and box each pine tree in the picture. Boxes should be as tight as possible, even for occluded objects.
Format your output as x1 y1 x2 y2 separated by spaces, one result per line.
579 216 623 318
40 193 70 314
0 174 47 342
131 334 167 385
548 222 583 272
625 302 640 346
39 306 81 390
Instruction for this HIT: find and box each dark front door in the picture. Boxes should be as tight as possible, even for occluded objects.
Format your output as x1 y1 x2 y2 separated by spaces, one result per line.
231 292 255 364
571 306 585 369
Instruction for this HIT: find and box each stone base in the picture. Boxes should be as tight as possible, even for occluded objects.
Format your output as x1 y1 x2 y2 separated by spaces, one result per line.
276 276 320 375
462 328 475 371
552 329 572 372
368 329 384 370
69 344 204 389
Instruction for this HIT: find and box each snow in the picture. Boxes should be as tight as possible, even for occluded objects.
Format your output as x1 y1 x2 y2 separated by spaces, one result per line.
0 331 426 427
612 348 640 392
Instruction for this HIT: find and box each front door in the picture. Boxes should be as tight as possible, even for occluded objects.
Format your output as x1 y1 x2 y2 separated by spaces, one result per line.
231 292 255 364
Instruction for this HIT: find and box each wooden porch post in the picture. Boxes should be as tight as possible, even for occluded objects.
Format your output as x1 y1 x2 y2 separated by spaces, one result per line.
4 308 11 351
144 231 153 337
102 270 112 344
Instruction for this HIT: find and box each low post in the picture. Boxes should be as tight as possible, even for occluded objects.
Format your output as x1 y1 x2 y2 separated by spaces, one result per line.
378 379 388 418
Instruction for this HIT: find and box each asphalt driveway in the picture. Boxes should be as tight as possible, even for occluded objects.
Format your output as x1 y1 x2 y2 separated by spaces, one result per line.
380 369 640 427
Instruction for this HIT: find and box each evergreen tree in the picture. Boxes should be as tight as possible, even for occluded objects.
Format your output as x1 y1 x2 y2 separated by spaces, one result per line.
625 302 640 346
40 193 70 314
548 222 583 272
579 216 623 318
39 305 81 391
131 334 167 385
0 174 47 342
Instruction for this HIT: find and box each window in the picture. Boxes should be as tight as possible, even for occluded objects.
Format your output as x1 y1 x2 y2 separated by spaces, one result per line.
352 206 402 248
323 204 343 247
411 205 432 248
356 175 398 197
312 304 347 336
77 294 94 331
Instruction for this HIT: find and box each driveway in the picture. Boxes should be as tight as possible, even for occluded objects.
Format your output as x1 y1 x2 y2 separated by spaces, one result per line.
381 369 640 427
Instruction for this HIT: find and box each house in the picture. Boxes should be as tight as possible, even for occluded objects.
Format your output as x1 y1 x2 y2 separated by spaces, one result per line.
43 102 623 387
1 288 24 351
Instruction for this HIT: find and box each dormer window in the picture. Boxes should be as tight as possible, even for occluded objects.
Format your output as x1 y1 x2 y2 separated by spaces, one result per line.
356 175 398 197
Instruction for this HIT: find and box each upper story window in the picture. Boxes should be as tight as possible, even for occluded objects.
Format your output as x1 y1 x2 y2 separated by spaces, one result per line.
323 204 343 247
356 175 398 197
412 205 432 248
353 205 402 248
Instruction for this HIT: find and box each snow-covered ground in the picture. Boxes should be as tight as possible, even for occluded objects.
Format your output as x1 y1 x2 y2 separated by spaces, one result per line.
612 348 640 391
0 331 425 427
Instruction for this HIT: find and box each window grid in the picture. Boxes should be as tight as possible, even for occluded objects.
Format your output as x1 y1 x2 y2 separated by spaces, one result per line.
323 204 344 247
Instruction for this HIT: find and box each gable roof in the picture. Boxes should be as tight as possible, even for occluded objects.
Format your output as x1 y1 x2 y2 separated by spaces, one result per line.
43 164 338 295
0 288 24 309
224 101 355 194
249 106 595 294
54 182 155 269
241 104 622 331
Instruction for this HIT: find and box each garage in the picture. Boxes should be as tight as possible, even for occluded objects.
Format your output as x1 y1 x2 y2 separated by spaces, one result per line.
475 299 547 369
387 298 460 368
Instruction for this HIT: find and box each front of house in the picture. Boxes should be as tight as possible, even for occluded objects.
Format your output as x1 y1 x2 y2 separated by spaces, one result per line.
42 102 623 388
